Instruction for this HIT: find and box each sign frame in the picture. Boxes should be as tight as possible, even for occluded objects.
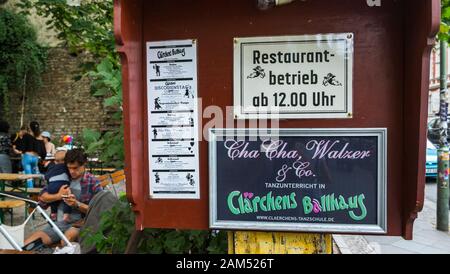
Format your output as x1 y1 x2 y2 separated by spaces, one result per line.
233 33 354 120
209 128 387 234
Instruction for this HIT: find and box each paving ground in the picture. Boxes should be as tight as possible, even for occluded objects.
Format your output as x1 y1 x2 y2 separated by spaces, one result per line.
333 180 450 254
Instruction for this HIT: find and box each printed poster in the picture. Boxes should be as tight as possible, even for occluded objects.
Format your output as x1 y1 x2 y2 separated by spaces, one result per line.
147 39 200 199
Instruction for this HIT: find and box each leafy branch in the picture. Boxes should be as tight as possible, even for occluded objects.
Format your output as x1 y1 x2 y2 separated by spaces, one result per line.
0 7 47 113
440 0 450 42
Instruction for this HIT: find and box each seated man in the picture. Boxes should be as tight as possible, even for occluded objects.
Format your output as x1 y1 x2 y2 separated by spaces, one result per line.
24 148 102 247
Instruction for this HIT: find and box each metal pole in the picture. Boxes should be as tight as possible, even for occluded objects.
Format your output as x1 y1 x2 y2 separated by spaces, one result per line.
36 206 73 247
437 39 449 232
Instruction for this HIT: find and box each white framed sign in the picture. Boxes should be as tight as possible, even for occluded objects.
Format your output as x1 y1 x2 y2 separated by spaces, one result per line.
234 33 354 119
147 39 200 199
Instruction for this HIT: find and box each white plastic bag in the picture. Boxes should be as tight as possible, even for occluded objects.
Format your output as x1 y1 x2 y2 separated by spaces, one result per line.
53 242 81 254
0 223 25 250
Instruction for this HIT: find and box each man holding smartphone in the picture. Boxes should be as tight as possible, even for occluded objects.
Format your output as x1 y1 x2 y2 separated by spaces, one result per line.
24 149 102 247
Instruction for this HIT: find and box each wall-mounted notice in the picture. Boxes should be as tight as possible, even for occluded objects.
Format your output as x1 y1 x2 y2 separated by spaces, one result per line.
234 33 353 119
147 39 200 199
209 128 387 233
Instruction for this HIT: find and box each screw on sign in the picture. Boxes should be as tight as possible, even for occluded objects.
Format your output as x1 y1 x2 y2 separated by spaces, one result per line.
366 0 381 7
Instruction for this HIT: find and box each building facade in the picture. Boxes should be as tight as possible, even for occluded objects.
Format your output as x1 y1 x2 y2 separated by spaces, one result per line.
429 44 449 120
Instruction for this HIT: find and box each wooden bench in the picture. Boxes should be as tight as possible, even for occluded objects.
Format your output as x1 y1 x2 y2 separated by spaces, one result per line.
97 174 110 187
0 200 26 225
4 187 42 195
97 170 126 197
4 187 43 215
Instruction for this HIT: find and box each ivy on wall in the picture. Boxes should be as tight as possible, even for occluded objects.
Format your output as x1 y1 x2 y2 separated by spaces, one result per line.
440 0 450 42
0 7 47 114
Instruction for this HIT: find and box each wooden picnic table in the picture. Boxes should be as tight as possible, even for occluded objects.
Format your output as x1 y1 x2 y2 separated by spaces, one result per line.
0 174 43 181
0 173 44 199
4 187 42 194
0 174 44 224
0 173 43 192
0 173 44 193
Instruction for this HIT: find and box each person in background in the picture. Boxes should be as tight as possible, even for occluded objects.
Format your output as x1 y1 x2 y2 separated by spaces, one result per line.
0 120 12 173
10 125 28 173
42 131 56 170
42 131 56 157
12 125 27 155
21 121 46 187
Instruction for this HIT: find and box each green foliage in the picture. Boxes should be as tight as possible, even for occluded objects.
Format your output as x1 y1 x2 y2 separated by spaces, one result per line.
81 196 228 254
81 196 135 254
89 58 122 100
440 0 450 42
0 8 47 111
17 0 115 59
81 57 123 168
82 125 124 168
82 58 124 168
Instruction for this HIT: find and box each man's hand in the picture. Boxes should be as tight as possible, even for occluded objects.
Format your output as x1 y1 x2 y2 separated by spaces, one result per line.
40 185 71 203
58 185 71 200
63 194 77 208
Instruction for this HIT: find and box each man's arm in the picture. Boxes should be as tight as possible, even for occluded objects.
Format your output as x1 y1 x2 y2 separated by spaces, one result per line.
39 185 70 203
40 192 62 203
76 201 88 214
12 144 22 155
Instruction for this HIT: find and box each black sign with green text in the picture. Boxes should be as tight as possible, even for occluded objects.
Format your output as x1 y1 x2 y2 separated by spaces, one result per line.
209 129 387 233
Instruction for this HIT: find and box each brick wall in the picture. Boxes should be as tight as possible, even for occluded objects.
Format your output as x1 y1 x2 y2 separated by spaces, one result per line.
3 47 109 144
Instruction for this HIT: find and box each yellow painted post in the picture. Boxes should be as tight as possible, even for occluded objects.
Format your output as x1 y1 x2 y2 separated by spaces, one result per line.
228 231 332 254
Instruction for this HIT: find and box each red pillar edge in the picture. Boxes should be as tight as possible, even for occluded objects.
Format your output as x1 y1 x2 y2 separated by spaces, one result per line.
114 0 145 230
402 0 440 240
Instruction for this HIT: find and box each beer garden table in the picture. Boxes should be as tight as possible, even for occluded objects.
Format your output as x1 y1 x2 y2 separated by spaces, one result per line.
0 173 44 223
